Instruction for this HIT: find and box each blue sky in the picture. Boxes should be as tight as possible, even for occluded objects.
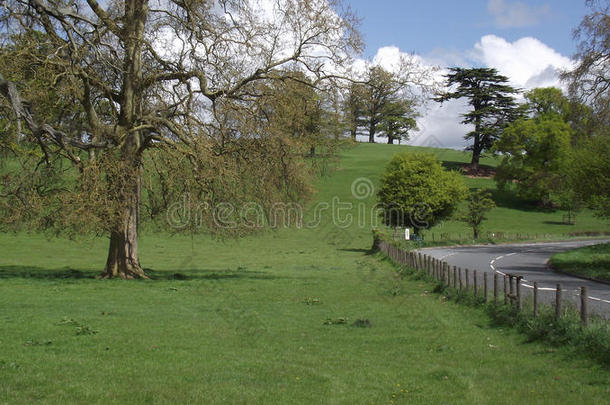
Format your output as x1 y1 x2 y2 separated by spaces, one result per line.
348 0 588 59
344 0 592 148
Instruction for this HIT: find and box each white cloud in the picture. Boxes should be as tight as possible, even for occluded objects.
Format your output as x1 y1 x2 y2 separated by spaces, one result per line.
471 35 573 89
487 0 551 28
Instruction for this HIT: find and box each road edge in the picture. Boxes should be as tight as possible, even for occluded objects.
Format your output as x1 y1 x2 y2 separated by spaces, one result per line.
546 259 610 286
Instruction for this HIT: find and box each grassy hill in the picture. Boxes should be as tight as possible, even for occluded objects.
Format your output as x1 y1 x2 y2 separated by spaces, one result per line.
0 143 609 403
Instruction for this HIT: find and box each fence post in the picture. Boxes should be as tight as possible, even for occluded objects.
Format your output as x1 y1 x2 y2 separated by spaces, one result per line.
516 278 522 311
465 269 470 291
508 276 515 306
555 284 562 319
493 273 498 304
458 268 462 290
504 275 508 305
533 282 538 318
453 266 457 288
581 286 589 327
484 272 488 302
473 270 478 297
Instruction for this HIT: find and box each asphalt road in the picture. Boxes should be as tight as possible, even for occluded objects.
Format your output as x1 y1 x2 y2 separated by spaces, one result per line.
418 240 610 319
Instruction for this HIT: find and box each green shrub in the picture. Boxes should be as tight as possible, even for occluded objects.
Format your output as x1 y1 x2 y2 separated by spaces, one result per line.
377 152 467 234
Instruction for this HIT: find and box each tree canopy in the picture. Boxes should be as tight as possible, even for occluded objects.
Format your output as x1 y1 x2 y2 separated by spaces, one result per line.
459 189 496 239
0 0 361 278
344 61 433 143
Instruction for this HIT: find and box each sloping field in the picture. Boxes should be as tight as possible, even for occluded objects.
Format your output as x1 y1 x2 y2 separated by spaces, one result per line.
1 143 608 404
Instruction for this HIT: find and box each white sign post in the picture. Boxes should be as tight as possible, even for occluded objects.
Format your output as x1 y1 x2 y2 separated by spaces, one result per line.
404 228 410 240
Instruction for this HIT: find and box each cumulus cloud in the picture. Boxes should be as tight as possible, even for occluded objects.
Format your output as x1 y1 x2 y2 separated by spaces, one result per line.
471 35 573 89
487 0 551 28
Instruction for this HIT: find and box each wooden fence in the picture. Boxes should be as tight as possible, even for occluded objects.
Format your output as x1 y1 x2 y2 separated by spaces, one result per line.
377 240 594 326
413 230 610 244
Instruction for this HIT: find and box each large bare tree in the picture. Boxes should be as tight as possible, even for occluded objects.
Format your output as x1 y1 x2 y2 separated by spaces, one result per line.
0 0 361 278
561 0 609 128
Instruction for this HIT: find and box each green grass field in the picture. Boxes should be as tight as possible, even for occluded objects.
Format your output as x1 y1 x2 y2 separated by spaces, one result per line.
1 143 609 404
550 242 610 283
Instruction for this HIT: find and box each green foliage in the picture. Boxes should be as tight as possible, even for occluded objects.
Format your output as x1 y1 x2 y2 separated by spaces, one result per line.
494 115 573 205
486 304 610 367
323 317 349 325
377 99 418 144
458 189 496 238
494 87 608 216
570 134 610 218
377 152 468 232
256 72 324 155
522 87 595 140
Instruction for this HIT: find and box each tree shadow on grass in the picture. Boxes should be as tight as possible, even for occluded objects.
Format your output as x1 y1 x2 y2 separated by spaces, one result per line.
489 188 555 213
441 161 468 172
0 265 97 279
337 248 376 255
144 268 283 281
0 265 284 281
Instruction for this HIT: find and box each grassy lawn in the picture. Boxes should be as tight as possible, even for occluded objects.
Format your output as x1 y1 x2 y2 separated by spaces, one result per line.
1 143 609 404
550 242 610 283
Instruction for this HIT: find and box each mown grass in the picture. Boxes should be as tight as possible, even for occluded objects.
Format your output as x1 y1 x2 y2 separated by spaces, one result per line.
550 242 610 283
0 143 609 404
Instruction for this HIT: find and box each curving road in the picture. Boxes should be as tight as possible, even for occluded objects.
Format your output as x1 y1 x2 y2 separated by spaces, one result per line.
418 240 610 319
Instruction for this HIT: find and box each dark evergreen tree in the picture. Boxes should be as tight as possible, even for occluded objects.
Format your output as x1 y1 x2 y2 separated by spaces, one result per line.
435 68 521 171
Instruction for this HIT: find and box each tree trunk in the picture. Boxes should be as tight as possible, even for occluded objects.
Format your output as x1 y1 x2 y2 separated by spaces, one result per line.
309 146 316 157
470 150 480 172
101 169 147 279
368 123 375 143
387 136 394 144
100 0 149 279
471 112 482 171
470 132 481 172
